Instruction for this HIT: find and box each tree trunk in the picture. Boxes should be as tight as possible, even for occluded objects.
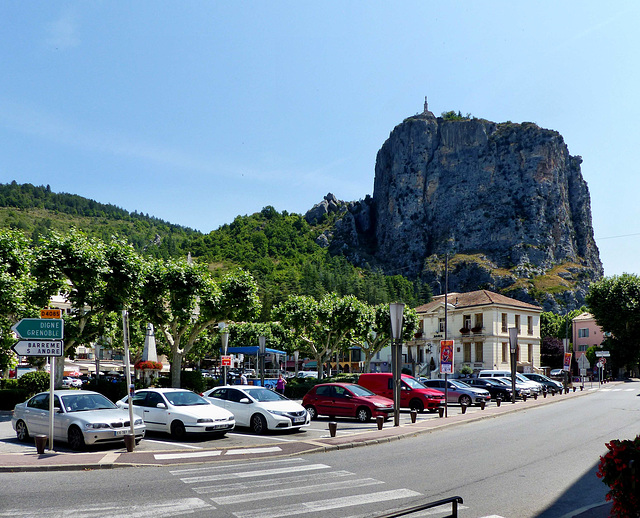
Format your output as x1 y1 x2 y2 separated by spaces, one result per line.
171 351 182 388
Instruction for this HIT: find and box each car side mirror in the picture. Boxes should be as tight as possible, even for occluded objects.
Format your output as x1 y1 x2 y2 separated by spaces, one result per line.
239 398 251 404
156 403 167 409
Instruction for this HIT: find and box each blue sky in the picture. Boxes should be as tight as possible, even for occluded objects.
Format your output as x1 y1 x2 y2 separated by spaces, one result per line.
1 2 638 277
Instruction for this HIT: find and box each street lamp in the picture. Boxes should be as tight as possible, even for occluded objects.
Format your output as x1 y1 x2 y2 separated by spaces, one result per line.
389 302 405 427
259 335 266 387
219 322 229 386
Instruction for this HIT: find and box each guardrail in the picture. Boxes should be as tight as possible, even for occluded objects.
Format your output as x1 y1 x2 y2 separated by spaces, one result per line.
373 496 464 518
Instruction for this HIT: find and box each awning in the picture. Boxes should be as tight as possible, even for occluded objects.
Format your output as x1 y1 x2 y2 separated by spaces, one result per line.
227 346 287 355
303 361 317 368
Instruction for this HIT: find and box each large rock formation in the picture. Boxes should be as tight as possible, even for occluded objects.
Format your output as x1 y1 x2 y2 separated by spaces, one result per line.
307 105 603 311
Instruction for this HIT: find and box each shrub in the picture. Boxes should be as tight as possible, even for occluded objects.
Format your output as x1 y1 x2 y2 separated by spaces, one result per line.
85 379 127 403
181 370 205 393
0 388 30 410
17 371 50 395
597 436 640 517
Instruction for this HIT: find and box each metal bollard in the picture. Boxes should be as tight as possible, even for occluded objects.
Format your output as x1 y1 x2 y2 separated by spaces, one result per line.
124 434 135 452
34 435 47 455
438 407 444 418
376 415 384 430
410 410 417 423
480 401 486 410
522 394 527 402
460 404 467 414
533 393 538 400
496 398 501 407
328 421 337 437
573 387 576 392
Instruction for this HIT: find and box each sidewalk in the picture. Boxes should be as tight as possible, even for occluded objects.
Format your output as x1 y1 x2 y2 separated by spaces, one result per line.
0 382 617 517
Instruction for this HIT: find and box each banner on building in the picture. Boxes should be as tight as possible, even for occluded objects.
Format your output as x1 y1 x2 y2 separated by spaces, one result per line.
440 340 454 374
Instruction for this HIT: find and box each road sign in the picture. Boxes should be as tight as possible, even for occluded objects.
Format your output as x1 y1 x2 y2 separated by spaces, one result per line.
12 318 64 340
595 351 610 357
221 355 232 367
12 340 64 357
40 308 62 319
578 355 590 370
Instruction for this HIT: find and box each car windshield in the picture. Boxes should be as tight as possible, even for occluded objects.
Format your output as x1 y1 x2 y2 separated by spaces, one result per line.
402 377 425 389
244 388 287 402
164 391 209 406
450 380 470 388
347 384 376 397
61 393 117 412
485 379 506 386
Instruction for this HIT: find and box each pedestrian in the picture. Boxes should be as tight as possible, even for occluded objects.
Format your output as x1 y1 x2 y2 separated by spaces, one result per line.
275 373 287 395
240 372 248 384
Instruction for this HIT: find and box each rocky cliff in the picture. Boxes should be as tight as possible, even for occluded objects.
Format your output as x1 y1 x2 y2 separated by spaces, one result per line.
306 109 603 311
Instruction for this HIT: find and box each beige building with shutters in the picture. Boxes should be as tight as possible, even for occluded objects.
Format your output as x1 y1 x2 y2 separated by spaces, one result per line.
411 290 543 377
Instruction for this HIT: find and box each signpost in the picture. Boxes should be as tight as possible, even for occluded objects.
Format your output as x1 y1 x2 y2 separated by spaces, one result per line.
12 314 65 451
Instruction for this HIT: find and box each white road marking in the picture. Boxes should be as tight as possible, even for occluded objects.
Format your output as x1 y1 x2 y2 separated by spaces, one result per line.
233 489 422 518
192 469 353 495
155 450 222 460
179 463 330 484
144 439 202 449
99 451 120 464
0 498 211 518
227 432 298 442
225 446 281 455
170 457 305 475
211 477 383 504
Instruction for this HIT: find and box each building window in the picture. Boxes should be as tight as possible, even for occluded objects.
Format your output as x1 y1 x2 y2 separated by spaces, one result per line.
463 314 471 329
527 316 533 335
463 343 471 362
515 315 521 333
579 344 587 352
502 342 509 363
475 342 483 362
474 314 483 328
438 318 445 333
501 313 508 332
528 344 532 363
578 328 589 338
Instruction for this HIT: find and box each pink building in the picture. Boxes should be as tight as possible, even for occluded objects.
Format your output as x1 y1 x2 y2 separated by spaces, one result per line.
572 312 606 360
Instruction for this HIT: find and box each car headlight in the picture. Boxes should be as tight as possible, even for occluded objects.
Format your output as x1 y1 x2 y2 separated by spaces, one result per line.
268 410 288 417
373 402 389 408
134 419 144 426
85 423 110 429
197 418 213 423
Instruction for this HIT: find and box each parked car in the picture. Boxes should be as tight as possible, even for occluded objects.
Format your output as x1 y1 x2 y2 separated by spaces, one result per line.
421 379 490 406
549 368 565 379
203 385 309 434
521 373 563 393
495 377 532 399
117 388 235 439
12 390 146 450
302 382 394 422
357 373 444 412
459 377 513 401
62 376 82 388
478 370 542 395
297 371 318 379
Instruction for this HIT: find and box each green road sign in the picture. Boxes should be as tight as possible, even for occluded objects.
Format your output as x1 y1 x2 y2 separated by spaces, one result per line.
11 318 64 340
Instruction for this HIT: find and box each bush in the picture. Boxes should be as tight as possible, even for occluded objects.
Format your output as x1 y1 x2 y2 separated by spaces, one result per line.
285 377 319 399
85 379 127 403
0 379 19 389
181 371 205 393
17 371 50 395
0 388 30 410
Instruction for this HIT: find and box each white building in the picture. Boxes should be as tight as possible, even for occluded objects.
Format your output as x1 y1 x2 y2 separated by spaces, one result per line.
410 290 543 377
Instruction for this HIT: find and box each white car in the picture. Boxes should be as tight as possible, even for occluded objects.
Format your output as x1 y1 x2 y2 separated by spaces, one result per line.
116 388 235 439
62 376 83 388
203 385 310 434
12 390 146 450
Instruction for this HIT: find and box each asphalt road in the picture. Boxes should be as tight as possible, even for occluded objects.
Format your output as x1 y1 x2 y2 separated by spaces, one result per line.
1 381 637 518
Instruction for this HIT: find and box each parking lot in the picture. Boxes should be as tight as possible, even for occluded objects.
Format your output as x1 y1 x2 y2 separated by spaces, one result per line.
0 405 479 454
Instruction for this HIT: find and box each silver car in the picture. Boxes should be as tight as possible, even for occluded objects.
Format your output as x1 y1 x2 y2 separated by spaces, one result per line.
12 390 146 450
421 379 490 406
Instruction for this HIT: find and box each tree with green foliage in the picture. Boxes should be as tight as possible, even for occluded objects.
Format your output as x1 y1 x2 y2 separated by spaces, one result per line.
354 304 419 373
273 293 371 379
0 229 36 376
586 274 640 374
141 261 260 387
31 230 146 386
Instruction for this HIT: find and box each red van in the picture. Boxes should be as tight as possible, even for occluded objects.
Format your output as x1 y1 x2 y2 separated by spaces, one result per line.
357 373 444 412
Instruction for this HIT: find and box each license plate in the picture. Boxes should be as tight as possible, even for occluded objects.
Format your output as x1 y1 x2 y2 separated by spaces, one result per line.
293 417 305 424
115 429 128 436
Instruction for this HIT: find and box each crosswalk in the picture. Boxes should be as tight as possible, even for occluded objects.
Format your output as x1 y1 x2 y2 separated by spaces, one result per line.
168 457 444 518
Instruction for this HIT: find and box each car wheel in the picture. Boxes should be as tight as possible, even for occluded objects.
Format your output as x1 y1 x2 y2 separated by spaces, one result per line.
409 399 424 413
250 413 268 434
15 420 30 442
68 426 85 451
170 420 186 440
305 405 317 420
459 395 472 407
356 407 371 422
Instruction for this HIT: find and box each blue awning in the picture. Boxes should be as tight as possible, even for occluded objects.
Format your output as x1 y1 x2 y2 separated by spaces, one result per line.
227 346 287 355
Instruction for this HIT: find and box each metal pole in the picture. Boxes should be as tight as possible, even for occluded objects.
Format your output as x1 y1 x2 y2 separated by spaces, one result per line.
390 303 405 427
259 336 266 387
122 310 135 440
49 356 55 451
444 253 449 417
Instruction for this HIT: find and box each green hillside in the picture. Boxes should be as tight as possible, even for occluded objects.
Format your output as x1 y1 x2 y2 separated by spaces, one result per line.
0 182 432 318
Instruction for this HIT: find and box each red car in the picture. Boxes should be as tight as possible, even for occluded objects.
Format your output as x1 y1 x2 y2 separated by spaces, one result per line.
302 382 394 422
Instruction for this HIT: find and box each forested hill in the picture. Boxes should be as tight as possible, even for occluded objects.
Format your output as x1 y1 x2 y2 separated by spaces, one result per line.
0 182 432 315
